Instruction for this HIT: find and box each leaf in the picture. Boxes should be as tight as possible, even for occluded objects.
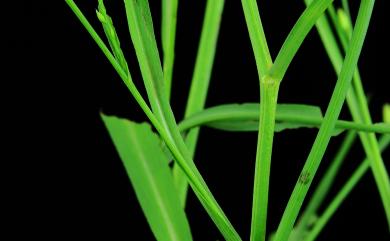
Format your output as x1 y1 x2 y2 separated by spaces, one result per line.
101 114 193 241
275 104 323 132
179 103 390 136
205 104 329 133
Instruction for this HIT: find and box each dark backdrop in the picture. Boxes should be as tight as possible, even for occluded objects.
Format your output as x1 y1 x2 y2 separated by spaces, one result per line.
13 0 389 240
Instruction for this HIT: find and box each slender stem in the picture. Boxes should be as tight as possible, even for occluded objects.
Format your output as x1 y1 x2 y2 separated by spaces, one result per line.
304 135 390 241
64 3 206 224
274 1 376 240
323 0 390 225
68 1 241 239
124 1 241 239
327 5 349 51
251 81 280 241
241 0 272 77
241 1 274 240
64 0 160 135
162 0 178 99
341 0 352 20
294 131 357 238
242 1 369 240
172 0 225 207
268 0 336 83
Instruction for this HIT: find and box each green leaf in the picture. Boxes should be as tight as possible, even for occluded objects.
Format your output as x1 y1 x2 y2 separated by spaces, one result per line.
274 104 323 132
101 114 193 241
178 103 390 135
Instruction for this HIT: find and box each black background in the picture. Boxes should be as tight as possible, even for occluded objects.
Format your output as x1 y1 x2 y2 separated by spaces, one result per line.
12 0 389 240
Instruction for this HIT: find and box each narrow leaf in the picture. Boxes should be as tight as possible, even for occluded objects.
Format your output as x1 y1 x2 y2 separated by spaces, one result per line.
101 114 192 241
178 103 390 135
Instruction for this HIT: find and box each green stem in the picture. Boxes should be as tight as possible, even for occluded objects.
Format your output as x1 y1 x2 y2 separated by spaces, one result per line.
241 0 272 77
268 0 336 83
341 0 352 20
65 0 160 136
274 1 375 240
162 0 178 99
124 1 241 239
294 131 357 238
304 135 390 241
172 0 225 207
251 81 280 241
327 5 349 51
67 1 241 239
241 1 274 240
322 1 390 226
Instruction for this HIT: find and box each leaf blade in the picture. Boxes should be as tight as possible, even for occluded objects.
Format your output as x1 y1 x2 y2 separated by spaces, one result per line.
101 115 193 241
178 103 390 135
